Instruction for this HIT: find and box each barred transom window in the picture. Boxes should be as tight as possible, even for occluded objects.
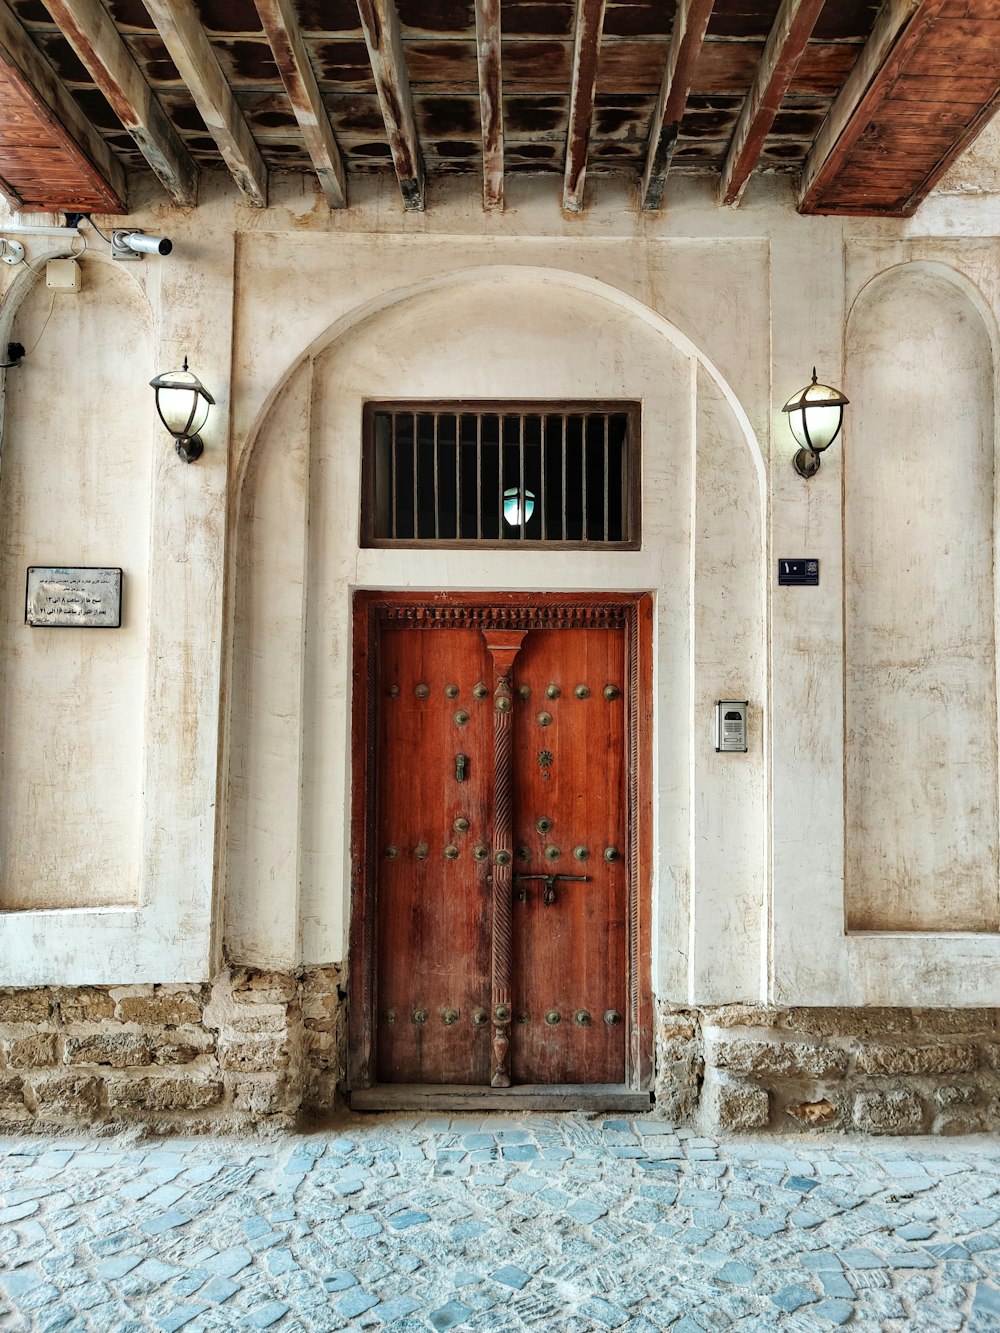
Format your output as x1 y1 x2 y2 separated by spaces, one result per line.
362 402 640 549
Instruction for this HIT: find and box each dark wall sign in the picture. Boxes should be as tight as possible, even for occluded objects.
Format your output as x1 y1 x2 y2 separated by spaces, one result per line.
778 559 819 586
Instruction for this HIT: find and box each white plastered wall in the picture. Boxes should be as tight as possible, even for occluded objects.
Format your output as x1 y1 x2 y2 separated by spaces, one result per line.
0 258 150 912
771 235 1000 1005
3 171 1000 1004
0 199 235 985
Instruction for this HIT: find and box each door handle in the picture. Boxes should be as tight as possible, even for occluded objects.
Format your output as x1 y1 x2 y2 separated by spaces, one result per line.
455 753 467 782
513 873 589 906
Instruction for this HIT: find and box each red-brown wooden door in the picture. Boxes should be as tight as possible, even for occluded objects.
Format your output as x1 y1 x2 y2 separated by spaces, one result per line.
372 612 629 1088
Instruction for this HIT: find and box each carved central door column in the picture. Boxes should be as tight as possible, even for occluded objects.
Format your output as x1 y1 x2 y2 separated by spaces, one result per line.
482 629 526 1087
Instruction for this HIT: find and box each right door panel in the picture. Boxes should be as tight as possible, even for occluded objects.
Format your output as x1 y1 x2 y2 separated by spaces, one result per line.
510 626 627 1084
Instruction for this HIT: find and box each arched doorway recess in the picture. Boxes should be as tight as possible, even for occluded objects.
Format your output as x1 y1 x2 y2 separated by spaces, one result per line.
227 267 767 1106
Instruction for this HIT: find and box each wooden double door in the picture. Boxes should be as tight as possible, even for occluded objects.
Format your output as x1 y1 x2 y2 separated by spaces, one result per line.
350 593 652 1097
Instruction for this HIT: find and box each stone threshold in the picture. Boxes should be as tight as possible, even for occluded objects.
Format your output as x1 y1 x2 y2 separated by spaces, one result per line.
350 1083 652 1111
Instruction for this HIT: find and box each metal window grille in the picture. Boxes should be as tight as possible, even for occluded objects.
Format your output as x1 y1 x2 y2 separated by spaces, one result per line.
362 402 640 549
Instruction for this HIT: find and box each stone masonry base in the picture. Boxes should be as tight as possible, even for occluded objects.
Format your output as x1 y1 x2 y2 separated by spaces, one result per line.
1 980 996 1133
0 966 344 1133
656 1003 1000 1136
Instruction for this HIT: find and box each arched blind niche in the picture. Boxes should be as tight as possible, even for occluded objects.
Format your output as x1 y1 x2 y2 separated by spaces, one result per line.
0 261 150 909
845 264 998 932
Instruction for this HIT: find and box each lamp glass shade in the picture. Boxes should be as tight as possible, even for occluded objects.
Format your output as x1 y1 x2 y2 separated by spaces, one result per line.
782 373 849 454
150 362 215 440
157 384 209 437
503 487 535 526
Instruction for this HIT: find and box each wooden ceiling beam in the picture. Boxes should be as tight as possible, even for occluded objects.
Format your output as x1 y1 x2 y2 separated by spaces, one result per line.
0 169 23 211
253 0 346 209
798 0 923 213
40 0 198 208
563 0 607 212
641 0 715 211
356 0 425 211
475 0 504 212
718 0 825 207
0 2 125 211
142 0 267 208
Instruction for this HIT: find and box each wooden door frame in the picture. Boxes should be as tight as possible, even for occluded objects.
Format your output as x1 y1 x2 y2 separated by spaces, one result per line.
348 590 655 1092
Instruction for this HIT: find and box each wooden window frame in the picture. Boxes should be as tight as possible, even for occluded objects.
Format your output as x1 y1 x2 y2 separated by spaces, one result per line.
360 400 642 551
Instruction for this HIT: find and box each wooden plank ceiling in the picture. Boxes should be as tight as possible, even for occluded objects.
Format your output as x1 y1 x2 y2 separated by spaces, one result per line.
0 0 996 217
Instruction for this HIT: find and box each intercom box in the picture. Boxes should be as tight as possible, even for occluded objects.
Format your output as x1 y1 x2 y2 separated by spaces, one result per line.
715 700 748 752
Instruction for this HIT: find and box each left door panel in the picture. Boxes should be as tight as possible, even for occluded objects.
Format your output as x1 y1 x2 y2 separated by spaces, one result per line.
375 625 494 1083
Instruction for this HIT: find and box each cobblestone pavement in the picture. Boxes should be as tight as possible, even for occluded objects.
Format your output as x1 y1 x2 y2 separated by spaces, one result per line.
2 1115 1000 1332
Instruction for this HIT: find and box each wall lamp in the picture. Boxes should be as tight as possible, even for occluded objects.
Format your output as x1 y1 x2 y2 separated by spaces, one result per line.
783 369 849 479
150 357 214 462
503 486 535 526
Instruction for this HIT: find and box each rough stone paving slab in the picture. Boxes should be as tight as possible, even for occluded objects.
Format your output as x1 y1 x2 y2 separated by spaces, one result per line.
0 1122 999 1330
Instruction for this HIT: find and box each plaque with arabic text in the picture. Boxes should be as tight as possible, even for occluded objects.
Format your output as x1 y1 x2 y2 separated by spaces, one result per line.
25 567 123 628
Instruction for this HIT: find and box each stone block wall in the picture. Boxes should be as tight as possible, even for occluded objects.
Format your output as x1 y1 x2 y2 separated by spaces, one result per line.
2 985 996 1134
653 1007 703 1124
654 1003 1000 1135
0 965 345 1132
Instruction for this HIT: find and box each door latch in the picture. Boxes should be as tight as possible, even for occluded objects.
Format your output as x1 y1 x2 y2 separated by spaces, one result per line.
513 873 589 906
455 753 467 782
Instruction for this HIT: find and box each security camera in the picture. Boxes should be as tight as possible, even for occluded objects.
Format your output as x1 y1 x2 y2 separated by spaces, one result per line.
111 230 173 260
